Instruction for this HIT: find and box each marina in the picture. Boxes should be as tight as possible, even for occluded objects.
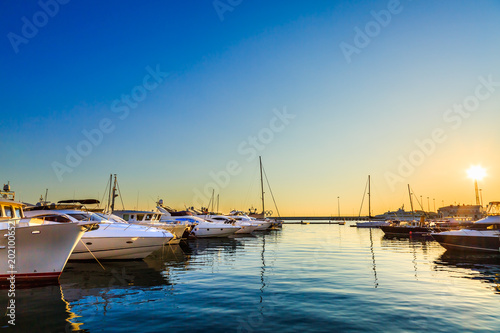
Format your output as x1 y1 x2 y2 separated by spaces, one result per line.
2 223 500 332
3 1 500 331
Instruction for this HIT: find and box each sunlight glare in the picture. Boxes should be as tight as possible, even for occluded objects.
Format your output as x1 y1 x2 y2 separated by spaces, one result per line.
466 165 487 181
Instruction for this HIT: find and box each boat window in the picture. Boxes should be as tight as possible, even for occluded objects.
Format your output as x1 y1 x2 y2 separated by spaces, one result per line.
487 224 500 230
470 224 490 230
4 206 13 218
122 214 130 221
14 207 23 218
40 214 73 223
68 213 91 221
145 214 153 221
137 214 145 221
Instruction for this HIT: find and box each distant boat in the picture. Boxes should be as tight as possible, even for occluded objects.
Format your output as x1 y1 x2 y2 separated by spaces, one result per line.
380 184 431 237
356 176 390 228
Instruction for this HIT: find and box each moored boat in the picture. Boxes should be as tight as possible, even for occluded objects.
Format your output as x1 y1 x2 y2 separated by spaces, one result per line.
431 202 500 252
1 186 96 280
24 209 173 260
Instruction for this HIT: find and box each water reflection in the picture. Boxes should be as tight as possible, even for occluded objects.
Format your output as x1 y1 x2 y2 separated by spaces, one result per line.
434 251 500 294
368 228 378 288
0 282 71 332
380 234 433 253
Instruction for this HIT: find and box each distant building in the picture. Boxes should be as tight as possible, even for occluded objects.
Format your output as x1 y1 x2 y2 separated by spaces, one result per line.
437 204 483 221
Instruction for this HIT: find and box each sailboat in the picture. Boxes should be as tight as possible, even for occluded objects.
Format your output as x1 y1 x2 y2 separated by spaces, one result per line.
247 156 283 229
356 176 390 228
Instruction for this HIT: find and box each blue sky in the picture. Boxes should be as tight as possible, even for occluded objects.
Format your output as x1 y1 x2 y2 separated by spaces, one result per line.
1 0 500 215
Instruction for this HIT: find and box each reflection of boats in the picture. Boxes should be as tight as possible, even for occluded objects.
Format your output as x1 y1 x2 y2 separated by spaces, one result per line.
180 237 241 257
356 176 390 228
0 283 75 331
1 186 96 280
431 202 500 253
369 228 378 288
60 259 168 290
434 251 500 294
59 259 171 331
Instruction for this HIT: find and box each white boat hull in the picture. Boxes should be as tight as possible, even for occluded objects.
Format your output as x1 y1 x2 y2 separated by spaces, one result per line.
1 223 86 280
235 225 259 234
190 225 239 238
70 223 172 260
71 237 168 260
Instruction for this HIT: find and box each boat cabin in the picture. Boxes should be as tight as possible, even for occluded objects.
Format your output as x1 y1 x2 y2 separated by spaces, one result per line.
0 199 24 221
113 210 163 223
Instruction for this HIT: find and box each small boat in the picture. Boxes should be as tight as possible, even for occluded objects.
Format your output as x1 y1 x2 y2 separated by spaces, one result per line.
380 219 432 237
0 185 96 280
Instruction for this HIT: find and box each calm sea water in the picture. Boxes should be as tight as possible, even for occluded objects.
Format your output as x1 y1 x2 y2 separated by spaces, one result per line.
2 223 500 332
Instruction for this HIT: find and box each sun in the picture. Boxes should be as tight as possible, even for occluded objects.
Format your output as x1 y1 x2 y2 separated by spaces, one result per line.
466 165 487 181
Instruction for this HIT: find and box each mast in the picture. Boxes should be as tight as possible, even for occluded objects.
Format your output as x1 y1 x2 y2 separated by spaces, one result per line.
107 174 113 212
111 174 118 212
408 184 415 221
259 156 265 216
368 175 371 219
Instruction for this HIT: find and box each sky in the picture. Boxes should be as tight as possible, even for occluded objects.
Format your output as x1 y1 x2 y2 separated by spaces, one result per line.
1 0 500 216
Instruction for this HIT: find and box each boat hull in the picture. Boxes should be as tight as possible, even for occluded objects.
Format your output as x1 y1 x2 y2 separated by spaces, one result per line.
356 221 390 228
431 233 500 253
1 223 86 280
380 226 431 237
70 223 172 260
190 226 239 238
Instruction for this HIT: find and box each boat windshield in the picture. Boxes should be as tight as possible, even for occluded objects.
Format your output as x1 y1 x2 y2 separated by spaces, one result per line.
469 224 500 231
67 213 93 221
35 214 74 223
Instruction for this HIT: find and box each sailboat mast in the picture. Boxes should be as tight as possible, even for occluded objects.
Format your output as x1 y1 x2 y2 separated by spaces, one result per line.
259 156 265 215
107 174 113 212
408 184 414 220
111 174 117 212
368 175 371 218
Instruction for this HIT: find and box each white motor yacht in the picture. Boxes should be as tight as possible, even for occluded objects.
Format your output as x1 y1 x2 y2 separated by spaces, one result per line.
111 210 188 244
205 215 259 234
24 210 173 260
163 216 240 238
0 194 95 280
226 211 272 231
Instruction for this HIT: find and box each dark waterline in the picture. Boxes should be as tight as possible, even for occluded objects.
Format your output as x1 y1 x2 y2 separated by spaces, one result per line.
2 223 500 332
